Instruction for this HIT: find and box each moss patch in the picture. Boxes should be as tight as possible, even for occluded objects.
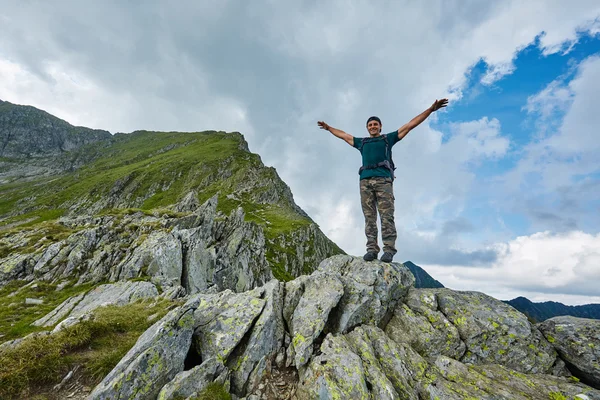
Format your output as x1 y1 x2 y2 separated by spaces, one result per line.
192 383 232 400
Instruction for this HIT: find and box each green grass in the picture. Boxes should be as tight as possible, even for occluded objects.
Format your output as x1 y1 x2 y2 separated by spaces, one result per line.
0 220 75 258
0 280 95 342
0 298 175 399
191 383 232 400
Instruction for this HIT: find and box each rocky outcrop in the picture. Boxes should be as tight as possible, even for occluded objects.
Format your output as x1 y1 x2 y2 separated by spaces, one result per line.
539 316 600 389
0 194 340 294
77 255 600 400
386 288 557 374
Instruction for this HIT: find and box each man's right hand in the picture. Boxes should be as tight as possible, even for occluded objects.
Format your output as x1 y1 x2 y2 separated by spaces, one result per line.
317 121 330 131
317 121 354 146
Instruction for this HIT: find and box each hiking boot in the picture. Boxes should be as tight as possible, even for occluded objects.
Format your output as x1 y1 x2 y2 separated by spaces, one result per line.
380 252 394 263
363 252 377 261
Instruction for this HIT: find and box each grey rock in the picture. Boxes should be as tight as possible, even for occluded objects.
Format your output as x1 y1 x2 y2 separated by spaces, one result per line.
0 253 35 286
33 281 158 327
157 357 227 400
160 285 187 300
297 333 370 400
386 288 465 359
25 297 43 305
32 292 86 327
116 231 183 287
286 272 344 369
88 296 200 400
0 101 110 158
192 290 266 363
438 358 600 400
539 316 600 389
348 325 425 399
436 289 556 373
229 280 285 396
174 190 200 213
317 255 415 333
52 311 93 333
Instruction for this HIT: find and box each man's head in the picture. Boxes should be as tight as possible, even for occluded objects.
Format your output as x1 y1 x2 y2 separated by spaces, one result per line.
366 116 382 137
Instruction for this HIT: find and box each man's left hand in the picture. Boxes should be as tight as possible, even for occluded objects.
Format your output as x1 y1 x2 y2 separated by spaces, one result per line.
430 98 449 112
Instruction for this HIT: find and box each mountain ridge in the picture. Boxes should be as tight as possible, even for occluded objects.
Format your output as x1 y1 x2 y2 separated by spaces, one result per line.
505 296 600 323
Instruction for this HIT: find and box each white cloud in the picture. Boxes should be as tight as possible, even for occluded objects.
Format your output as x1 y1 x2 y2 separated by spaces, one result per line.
499 55 600 235
423 231 600 305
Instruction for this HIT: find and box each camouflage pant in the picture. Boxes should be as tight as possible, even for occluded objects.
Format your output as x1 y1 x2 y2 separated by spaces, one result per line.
360 177 397 255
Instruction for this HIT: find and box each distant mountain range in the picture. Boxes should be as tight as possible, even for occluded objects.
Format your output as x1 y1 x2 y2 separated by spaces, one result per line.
404 261 600 323
504 296 600 323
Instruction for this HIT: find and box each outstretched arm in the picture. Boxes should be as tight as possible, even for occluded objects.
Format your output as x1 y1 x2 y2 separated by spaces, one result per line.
318 121 354 146
397 99 448 140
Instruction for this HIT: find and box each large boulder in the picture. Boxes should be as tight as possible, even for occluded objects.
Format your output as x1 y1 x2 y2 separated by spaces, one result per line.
317 255 415 333
115 231 183 287
433 356 600 400
88 296 199 400
284 256 414 370
228 280 285 396
157 357 228 400
539 316 600 389
284 272 344 369
436 289 556 374
297 325 600 400
78 255 600 400
386 288 465 359
192 289 266 363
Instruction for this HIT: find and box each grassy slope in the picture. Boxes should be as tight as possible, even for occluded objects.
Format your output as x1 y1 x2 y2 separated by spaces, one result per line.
0 297 175 399
0 130 312 235
0 128 337 398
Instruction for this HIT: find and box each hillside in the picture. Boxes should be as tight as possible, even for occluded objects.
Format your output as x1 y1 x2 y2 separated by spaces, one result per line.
0 100 343 284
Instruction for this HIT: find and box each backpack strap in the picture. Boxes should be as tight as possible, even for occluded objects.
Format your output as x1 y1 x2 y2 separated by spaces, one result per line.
358 135 396 180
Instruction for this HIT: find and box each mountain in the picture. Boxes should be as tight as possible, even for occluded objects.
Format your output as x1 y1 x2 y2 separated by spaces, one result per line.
0 100 343 286
403 261 444 288
505 296 600 323
1 100 600 399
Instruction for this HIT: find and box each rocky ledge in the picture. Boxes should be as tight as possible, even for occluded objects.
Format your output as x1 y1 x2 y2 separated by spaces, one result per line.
36 254 593 399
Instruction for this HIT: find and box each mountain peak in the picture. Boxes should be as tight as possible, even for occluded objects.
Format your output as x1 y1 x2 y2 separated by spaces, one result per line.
0 101 111 158
402 260 445 288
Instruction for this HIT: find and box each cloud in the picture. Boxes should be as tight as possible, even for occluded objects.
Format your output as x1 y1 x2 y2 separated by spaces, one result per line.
423 231 600 304
499 55 600 234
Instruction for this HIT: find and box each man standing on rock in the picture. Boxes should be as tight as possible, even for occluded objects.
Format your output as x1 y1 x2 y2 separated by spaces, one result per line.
318 99 448 263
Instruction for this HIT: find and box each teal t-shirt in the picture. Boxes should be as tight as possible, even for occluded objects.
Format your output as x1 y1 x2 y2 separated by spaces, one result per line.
353 131 401 180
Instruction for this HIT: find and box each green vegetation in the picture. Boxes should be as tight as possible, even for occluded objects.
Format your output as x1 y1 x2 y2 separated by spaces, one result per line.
0 221 75 258
193 383 232 400
0 280 95 342
548 392 567 400
0 129 340 278
0 298 174 399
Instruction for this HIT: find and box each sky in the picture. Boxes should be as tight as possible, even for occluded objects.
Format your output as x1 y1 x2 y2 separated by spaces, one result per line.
1 1 599 305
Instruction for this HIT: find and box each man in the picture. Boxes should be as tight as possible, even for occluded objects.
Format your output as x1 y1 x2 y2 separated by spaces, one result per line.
318 98 448 262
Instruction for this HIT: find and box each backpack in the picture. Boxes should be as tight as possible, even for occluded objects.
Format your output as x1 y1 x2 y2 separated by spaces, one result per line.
357 135 396 180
